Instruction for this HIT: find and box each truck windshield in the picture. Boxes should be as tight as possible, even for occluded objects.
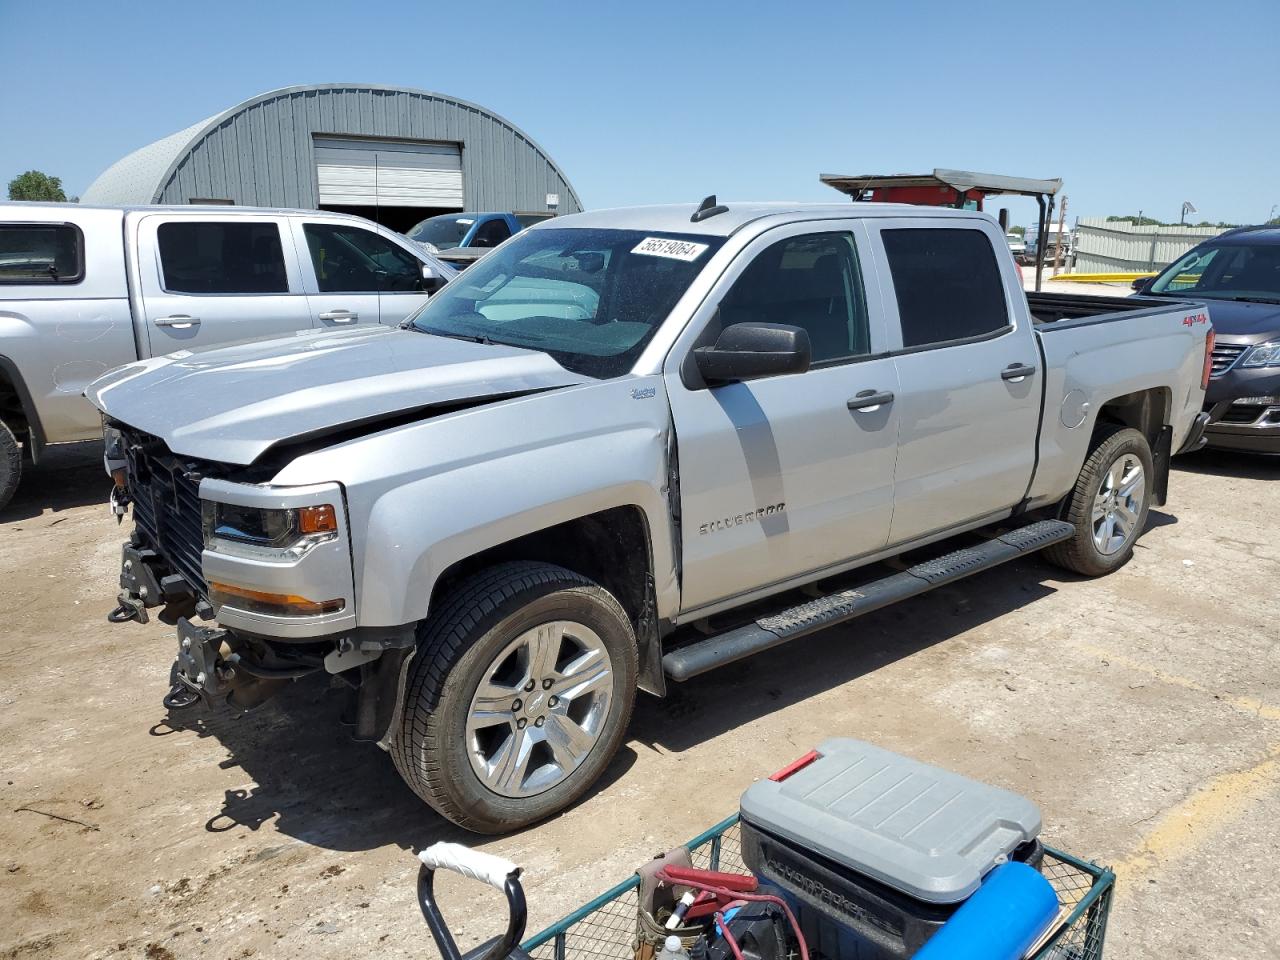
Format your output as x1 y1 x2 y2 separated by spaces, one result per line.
407 227 724 378
1150 241 1280 303
406 215 476 250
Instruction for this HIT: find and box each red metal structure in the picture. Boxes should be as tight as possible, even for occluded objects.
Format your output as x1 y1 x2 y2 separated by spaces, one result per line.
819 168 1063 290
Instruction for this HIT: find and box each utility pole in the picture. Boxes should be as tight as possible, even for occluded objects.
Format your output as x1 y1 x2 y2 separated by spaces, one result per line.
1052 195 1068 276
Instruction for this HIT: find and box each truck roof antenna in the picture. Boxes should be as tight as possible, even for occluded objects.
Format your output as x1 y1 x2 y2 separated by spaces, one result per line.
691 195 729 223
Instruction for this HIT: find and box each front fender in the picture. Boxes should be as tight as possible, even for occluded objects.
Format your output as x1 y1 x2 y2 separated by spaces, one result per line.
272 378 678 627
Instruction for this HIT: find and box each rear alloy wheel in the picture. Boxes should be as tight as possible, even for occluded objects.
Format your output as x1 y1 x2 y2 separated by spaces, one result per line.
1046 426 1153 576
1091 453 1146 556
391 562 638 833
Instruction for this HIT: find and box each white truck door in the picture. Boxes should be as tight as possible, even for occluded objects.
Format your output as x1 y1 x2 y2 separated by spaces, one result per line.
134 213 314 356
294 219 432 327
867 218 1042 544
665 224 900 615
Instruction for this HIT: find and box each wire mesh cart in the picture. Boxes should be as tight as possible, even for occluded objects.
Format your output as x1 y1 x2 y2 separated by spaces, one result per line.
521 815 1115 960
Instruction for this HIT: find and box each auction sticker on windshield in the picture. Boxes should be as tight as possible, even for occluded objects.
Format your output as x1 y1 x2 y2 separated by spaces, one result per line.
632 237 710 262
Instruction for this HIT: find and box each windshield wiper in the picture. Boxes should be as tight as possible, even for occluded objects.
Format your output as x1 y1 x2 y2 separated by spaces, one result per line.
402 324 496 345
1228 296 1280 304
433 331 498 345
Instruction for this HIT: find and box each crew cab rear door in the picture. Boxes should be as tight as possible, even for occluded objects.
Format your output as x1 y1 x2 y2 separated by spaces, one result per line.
133 213 315 356
866 217 1042 544
665 221 900 614
292 217 434 328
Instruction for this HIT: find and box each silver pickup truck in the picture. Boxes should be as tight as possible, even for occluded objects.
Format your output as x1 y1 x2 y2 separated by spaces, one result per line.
88 200 1213 833
0 202 453 511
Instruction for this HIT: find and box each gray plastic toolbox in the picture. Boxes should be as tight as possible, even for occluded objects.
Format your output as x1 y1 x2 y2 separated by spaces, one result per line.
740 737 1042 904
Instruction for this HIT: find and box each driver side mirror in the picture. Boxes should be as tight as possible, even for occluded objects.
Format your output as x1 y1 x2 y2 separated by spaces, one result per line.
694 322 811 385
1132 275 1155 293
421 264 447 294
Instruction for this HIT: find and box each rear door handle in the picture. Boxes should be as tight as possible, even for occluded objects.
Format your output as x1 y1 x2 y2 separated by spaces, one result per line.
318 309 359 323
847 389 895 411
1001 363 1037 382
153 314 200 329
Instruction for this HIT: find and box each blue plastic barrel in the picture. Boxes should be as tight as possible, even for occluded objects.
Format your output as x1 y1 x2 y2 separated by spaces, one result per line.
913 862 1059 960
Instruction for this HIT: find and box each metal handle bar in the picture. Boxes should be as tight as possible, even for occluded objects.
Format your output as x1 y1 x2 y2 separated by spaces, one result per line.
418 844 527 960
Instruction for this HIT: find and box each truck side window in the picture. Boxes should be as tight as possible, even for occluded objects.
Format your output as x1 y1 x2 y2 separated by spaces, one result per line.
305 223 423 293
0 223 83 284
721 232 870 364
882 228 1009 348
157 222 288 294
470 218 512 248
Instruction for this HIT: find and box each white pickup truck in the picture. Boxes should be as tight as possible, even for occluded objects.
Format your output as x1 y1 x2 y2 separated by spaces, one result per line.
0 202 454 510
92 200 1214 832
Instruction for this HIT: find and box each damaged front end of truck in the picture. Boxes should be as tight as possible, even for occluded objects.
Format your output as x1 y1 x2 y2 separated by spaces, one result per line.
104 420 417 743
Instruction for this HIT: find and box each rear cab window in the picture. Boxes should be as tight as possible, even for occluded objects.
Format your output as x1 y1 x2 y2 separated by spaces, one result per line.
881 227 1009 349
157 221 288 294
0 223 84 284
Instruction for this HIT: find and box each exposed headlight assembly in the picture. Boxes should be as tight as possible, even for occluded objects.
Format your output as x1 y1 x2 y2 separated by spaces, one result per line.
201 501 339 552
101 416 128 488
1240 341 1280 368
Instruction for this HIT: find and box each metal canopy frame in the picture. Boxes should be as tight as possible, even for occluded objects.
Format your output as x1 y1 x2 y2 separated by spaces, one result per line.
820 168 1064 290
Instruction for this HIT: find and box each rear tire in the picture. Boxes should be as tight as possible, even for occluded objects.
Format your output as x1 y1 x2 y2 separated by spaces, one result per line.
391 561 638 834
1045 426 1153 576
0 420 21 514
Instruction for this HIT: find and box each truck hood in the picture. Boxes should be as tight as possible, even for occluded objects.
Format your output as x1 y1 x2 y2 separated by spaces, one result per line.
86 325 591 465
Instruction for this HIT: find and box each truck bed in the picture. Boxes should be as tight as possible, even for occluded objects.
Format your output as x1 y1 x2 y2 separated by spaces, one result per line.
1028 291 1173 326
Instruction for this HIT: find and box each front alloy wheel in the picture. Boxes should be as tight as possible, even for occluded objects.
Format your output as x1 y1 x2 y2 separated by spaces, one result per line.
467 620 614 798
391 562 638 833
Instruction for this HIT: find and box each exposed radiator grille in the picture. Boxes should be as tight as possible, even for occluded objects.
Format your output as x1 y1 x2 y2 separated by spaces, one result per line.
123 429 218 597
1210 342 1248 377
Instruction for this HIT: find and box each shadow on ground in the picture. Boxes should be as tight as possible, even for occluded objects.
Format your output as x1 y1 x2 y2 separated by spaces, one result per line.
1 440 109 522
631 556 1064 754
152 681 639 853
141 536 1172 848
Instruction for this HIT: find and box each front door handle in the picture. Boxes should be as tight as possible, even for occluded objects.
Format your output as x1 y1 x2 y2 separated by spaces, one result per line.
318 309 359 323
153 314 200 329
847 389 895 411
1001 362 1037 382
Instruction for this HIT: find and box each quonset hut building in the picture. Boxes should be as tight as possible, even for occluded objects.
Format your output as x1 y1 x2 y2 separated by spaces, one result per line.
83 84 582 231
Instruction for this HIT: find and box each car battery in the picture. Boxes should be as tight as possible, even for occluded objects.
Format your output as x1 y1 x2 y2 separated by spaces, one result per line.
740 739 1044 960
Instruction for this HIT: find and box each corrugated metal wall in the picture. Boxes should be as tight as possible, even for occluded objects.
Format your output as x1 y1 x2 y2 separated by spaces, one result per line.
1073 217 1229 273
154 85 581 214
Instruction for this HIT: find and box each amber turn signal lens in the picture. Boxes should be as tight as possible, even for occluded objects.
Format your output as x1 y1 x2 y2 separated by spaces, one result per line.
298 504 338 535
209 581 345 617
111 467 128 488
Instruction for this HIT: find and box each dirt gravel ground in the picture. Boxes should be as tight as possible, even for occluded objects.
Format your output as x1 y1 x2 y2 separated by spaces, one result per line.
1 441 1277 960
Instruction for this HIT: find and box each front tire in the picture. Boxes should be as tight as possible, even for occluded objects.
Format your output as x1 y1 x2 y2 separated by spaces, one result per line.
0 420 21 514
1045 426 1153 576
391 562 638 834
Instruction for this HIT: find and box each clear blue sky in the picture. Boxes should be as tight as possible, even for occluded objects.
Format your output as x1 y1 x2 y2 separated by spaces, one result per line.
3 0 1277 228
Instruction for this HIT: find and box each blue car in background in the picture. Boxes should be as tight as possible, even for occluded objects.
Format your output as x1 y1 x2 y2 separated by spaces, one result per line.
405 212 548 269
1136 225 1280 454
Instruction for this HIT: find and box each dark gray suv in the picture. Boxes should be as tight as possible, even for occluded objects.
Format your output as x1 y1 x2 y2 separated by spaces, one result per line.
1138 226 1280 453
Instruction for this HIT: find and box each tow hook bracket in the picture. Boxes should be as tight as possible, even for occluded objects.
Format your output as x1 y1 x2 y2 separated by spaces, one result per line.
107 592 149 625
118 544 164 610
166 618 231 710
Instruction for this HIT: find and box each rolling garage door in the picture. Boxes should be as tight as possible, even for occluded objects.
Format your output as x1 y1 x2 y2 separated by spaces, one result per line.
314 136 464 208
